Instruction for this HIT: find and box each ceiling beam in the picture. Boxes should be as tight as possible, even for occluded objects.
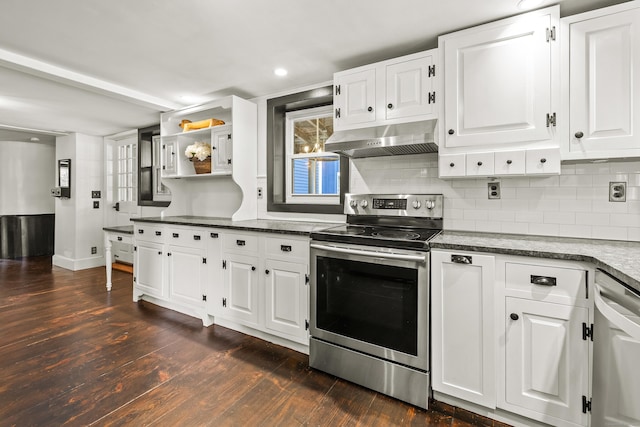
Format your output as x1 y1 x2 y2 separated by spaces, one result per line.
0 47 182 111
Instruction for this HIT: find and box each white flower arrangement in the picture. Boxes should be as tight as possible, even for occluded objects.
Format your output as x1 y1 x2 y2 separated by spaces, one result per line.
184 141 213 161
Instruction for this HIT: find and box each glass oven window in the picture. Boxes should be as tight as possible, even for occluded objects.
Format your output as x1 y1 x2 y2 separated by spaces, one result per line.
316 256 418 355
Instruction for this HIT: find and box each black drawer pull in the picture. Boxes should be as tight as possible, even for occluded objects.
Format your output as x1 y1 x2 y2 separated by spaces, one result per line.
531 275 556 286
138 229 144 234
155 231 162 236
236 240 246 246
210 232 218 238
117 236 122 241
451 255 472 264
173 233 179 238
281 245 292 252
193 235 201 241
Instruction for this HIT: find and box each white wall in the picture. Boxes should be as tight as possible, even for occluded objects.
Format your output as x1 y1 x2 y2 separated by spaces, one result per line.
0 140 55 215
53 133 105 270
351 153 640 242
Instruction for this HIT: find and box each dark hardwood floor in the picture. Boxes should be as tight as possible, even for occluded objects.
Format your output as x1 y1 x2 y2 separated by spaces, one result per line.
0 257 504 426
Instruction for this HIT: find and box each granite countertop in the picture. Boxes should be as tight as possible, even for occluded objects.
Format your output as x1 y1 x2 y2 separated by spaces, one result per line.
431 231 640 294
103 225 134 234
129 216 339 236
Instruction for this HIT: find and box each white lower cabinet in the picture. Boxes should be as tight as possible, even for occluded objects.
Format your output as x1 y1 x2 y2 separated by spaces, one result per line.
432 250 593 427
431 250 496 408
504 297 589 426
264 259 308 342
223 252 260 327
134 241 166 299
167 244 207 310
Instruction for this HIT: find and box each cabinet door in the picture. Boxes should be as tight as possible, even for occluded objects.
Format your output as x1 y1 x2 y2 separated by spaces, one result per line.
504 297 589 426
431 250 496 408
168 245 206 309
161 138 177 176
212 125 232 172
134 241 165 298
442 8 556 148
567 8 640 159
385 55 434 120
223 253 259 326
334 68 376 129
264 259 308 342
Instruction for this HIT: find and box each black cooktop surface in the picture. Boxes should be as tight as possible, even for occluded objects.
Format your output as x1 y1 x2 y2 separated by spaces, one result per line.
310 224 442 250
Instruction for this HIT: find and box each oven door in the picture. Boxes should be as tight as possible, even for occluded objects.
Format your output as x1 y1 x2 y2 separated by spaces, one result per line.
310 241 429 371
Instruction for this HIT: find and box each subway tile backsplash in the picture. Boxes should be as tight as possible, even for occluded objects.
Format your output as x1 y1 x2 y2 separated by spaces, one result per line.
350 153 640 242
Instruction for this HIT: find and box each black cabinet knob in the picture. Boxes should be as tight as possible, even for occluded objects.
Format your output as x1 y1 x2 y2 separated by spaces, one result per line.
510 313 519 321
477 161 483 166
506 160 513 165
575 131 584 139
449 162 455 167
448 129 455 135
251 266 256 271
540 158 547 164
367 106 373 112
387 103 393 109
265 269 270 275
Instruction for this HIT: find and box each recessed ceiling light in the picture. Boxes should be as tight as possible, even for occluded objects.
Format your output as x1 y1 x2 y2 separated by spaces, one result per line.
274 68 288 77
517 0 543 10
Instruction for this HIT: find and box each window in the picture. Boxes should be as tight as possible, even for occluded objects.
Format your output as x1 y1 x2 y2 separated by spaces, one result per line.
267 86 349 214
138 124 170 207
117 141 136 203
285 106 339 205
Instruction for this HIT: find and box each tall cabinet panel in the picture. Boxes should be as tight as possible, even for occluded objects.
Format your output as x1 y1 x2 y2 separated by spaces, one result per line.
563 4 640 160
431 250 496 409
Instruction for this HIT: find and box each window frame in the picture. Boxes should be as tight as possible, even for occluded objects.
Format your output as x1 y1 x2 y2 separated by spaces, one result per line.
267 85 348 214
285 105 340 205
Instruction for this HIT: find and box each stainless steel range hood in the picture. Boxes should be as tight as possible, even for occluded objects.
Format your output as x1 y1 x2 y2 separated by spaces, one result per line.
325 119 438 158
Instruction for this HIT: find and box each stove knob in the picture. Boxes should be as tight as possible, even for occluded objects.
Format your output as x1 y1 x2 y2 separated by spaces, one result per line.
349 199 358 208
425 200 435 210
360 200 369 208
412 200 421 209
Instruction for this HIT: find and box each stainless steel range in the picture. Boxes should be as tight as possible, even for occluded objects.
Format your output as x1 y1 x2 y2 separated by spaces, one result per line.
309 193 443 409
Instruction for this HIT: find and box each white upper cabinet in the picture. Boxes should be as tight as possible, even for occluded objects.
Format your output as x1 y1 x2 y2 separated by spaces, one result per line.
562 3 640 160
333 50 436 131
438 6 560 178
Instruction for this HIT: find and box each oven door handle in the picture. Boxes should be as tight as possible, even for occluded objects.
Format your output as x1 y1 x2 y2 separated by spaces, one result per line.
310 243 426 262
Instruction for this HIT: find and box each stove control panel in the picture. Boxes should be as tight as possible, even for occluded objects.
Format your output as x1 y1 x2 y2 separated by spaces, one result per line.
344 193 443 218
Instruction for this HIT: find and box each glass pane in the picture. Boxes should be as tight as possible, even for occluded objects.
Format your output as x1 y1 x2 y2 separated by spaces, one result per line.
293 115 334 155
291 156 339 195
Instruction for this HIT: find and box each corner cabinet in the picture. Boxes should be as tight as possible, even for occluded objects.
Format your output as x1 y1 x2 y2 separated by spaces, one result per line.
431 250 496 409
333 49 437 131
562 3 640 160
438 6 561 178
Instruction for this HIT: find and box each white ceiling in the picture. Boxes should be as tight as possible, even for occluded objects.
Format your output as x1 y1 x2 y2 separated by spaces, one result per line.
0 0 630 142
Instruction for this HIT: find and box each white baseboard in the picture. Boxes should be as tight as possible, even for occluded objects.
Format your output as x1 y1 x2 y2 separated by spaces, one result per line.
53 254 105 271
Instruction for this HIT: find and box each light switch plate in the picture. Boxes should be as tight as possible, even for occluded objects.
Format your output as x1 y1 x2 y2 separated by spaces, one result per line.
91 191 101 199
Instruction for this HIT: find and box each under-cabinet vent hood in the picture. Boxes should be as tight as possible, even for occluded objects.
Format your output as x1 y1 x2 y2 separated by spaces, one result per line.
325 119 438 158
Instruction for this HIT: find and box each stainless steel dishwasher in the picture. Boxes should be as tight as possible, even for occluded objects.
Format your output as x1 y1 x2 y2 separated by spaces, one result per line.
592 269 640 426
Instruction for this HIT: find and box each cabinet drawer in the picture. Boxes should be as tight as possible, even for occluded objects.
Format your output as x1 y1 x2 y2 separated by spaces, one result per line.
224 233 259 253
525 148 560 175
466 152 495 176
264 236 309 261
505 262 587 301
167 227 205 248
134 225 165 243
439 153 466 177
494 150 526 175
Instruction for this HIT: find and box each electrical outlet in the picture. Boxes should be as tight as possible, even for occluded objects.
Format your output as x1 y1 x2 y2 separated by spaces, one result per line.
257 187 263 199
488 182 501 199
93 201 100 209
91 191 101 199
609 182 627 202
91 246 97 255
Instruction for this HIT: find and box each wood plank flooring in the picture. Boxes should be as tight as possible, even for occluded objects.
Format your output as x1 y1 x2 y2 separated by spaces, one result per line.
0 257 505 426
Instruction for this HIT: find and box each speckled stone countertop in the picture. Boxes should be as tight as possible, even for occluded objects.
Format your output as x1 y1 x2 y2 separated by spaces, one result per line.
431 231 640 294
130 216 339 236
103 225 134 234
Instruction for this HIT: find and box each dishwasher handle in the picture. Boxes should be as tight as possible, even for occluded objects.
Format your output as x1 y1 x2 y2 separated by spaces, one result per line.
595 284 640 341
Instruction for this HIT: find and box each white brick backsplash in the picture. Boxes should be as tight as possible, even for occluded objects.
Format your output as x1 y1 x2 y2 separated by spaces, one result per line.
349 155 640 242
